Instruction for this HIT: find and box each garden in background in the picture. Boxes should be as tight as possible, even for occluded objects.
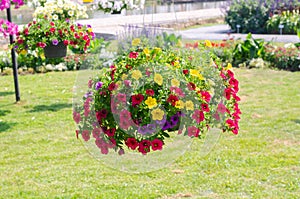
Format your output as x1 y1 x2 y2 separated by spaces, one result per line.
1 0 300 198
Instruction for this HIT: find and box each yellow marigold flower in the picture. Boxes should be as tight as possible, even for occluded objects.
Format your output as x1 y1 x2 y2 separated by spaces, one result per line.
131 70 142 80
131 38 141 46
185 100 194 111
151 108 164 120
171 78 180 87
145 97 157 109
175 100 185 109
205 40 212 48
143 48 150 56
154 73 163 86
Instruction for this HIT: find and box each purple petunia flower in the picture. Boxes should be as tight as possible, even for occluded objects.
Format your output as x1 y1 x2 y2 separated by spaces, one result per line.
52 39 59 46
138 125 148 135
95 81 103 90
170 114 180 124
146 124 156 134
162 121 171 131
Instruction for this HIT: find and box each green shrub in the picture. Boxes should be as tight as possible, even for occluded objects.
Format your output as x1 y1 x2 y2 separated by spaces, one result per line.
267 10 300 34
225 0 300 34
232 33 266 66
264 44 300 71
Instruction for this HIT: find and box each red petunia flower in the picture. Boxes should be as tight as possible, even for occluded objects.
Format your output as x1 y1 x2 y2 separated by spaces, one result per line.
201 103 210 112
151 139 163 151
192 110 204 123
146 89 154 96
187 126 200 137
108 82 118 91
167 94 179 106
183 69 189 75
131 94 144 107
129 52 139 59
187 82 196 91
138 140 151 155
125 137 139 150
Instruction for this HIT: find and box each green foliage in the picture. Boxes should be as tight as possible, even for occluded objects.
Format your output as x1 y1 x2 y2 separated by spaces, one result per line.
232 33 266 66
267 10 300 34
225 0 300 34
225 0 270 33
155 32 182 49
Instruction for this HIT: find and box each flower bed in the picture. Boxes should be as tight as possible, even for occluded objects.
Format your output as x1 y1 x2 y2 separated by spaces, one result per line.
73 38 241 155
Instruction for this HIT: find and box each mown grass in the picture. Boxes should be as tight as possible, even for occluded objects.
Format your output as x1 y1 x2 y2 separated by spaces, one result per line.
0 68 299 198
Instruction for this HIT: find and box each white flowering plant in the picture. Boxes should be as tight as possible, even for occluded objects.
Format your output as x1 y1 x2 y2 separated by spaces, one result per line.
33 0 88 21
96 0 145 14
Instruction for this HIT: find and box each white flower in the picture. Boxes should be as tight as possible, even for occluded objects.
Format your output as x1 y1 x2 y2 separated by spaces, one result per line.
68 10 74 17
52 14 59 20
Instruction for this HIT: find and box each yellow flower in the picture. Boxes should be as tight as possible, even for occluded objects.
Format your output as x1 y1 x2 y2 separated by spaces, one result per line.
175 100 185 109
190 69 204 80
226 63 233 70
145 97 157 109
131 70 142 80
173 60 180 68
87 28 93 33
151 108 164 120
185 100 194 111
205 40 212 48
154 73 163 86
121 74 128 80
171 78 180 87
143 48 150 56
131 38 141 46
20 49 27 55
154 47 162 54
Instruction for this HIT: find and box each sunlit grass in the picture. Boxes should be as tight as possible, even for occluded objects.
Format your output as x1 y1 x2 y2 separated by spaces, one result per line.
0 68 299 198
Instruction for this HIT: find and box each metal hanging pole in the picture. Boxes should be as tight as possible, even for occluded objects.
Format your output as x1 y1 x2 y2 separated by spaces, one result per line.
6 6 20 102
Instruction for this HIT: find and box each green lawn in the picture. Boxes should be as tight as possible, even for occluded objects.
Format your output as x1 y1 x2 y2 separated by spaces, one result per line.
0 69 299 198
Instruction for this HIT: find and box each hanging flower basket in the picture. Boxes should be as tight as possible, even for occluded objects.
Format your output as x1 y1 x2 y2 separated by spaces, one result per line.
73 39 241 156
43 42 67 58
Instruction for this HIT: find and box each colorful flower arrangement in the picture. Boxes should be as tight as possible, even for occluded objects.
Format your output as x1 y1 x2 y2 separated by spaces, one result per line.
13 0 94 55
96 0 145 14
33 0 88 21
73 38 241 155
14 19 95 55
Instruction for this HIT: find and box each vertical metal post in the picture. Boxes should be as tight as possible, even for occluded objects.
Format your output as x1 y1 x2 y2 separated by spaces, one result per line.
6 7 20 102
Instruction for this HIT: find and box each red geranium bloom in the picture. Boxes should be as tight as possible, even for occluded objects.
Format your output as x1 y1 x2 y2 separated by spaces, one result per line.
131 94 144 106
151 139 163 151
129 52 139 59
138 140 151 155
201 103 210 112
146 89 154 96
125 137 139 150
167 94 179 106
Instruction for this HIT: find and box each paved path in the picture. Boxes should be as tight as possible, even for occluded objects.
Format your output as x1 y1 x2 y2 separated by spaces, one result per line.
78 8 299 43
